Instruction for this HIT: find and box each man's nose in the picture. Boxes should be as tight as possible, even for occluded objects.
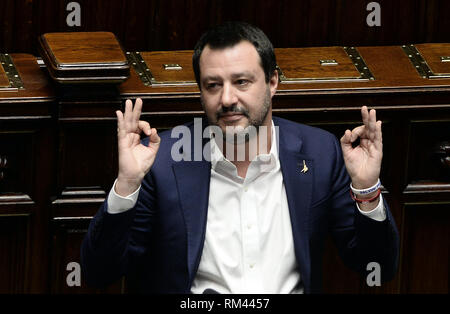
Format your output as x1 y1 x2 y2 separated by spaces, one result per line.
220 83 238 107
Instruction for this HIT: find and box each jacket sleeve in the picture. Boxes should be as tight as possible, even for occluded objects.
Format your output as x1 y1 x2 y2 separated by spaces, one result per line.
80 171 158 288
328 136 400 283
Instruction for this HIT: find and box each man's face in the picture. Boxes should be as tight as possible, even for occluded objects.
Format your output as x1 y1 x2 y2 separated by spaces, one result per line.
199 41 278 140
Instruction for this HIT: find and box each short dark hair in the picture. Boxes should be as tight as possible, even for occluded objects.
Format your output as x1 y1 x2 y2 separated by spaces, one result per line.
192 21 277 87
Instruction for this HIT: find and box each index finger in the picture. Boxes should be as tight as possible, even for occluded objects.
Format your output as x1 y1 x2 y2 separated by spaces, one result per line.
361 106 370 129
132 98 143 123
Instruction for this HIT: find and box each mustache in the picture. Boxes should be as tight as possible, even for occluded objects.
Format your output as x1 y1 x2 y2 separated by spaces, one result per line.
216 105 250 119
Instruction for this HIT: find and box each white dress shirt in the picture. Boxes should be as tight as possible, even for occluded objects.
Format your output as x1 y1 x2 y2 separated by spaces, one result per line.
107 120 386 294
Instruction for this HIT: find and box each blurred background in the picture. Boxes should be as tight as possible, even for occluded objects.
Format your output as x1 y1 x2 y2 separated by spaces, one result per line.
1 0 449 55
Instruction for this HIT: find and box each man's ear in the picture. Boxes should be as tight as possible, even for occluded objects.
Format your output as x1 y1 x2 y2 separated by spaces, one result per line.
269 70 279 97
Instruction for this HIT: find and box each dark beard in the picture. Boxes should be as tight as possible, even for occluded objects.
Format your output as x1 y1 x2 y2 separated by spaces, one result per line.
201 87 272 142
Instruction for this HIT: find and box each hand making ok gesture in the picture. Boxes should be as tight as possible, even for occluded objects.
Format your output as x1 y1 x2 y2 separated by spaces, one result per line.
340 106 383 197
115 98 161 196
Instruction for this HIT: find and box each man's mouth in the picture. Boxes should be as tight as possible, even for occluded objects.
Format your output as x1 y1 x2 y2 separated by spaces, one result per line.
219 113 245 122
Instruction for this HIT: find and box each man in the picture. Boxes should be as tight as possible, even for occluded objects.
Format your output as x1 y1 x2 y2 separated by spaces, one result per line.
81 22 399 293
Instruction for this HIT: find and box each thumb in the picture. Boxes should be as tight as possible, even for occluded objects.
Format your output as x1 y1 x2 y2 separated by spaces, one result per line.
340 129 353 152
148 128 161 146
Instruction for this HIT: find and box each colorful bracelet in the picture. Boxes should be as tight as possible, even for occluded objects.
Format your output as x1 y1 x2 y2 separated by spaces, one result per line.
350 178 381 195
350 188 381 203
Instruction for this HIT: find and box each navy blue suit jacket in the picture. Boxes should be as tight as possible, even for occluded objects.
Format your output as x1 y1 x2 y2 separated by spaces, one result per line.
81 116 399 293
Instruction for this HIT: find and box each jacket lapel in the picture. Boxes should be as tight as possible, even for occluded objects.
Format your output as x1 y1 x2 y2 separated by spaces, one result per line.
172 119 211 287
274 117 313 289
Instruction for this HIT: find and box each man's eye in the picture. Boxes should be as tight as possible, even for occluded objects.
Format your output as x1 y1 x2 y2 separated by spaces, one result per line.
236 79 249 86
207 83 219 89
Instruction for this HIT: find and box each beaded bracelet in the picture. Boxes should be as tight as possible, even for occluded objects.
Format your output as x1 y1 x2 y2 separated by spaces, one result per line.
350 178 381 195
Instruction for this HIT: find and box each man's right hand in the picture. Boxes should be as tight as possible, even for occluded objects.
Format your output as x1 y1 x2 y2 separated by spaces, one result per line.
115 98 160 197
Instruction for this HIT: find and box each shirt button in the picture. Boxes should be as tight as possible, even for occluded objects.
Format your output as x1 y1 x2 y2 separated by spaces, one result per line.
247 224 252 230
244 187 248 192
249 264 254 269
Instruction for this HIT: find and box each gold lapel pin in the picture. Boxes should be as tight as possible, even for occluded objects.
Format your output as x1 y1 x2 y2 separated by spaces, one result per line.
301 160 308 173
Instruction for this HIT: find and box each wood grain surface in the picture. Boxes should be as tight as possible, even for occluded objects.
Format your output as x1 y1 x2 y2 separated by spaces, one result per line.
416 43 450 75
41 32 127 66
142 50 196 83
119 45 450 96
0 53 54 101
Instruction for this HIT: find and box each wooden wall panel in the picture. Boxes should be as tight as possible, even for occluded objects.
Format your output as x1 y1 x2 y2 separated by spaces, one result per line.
0 0 34 53
0 215 30 293
400 204 449 293
1 0 450 56
0 131 35 195
407 120 450 185
0 116 56 293
58 121 117 194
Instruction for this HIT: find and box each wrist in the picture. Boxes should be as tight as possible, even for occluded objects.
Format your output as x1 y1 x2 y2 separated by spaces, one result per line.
358 195 381 212
356 191 382 212
350 188 381 204
115 176 142 197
